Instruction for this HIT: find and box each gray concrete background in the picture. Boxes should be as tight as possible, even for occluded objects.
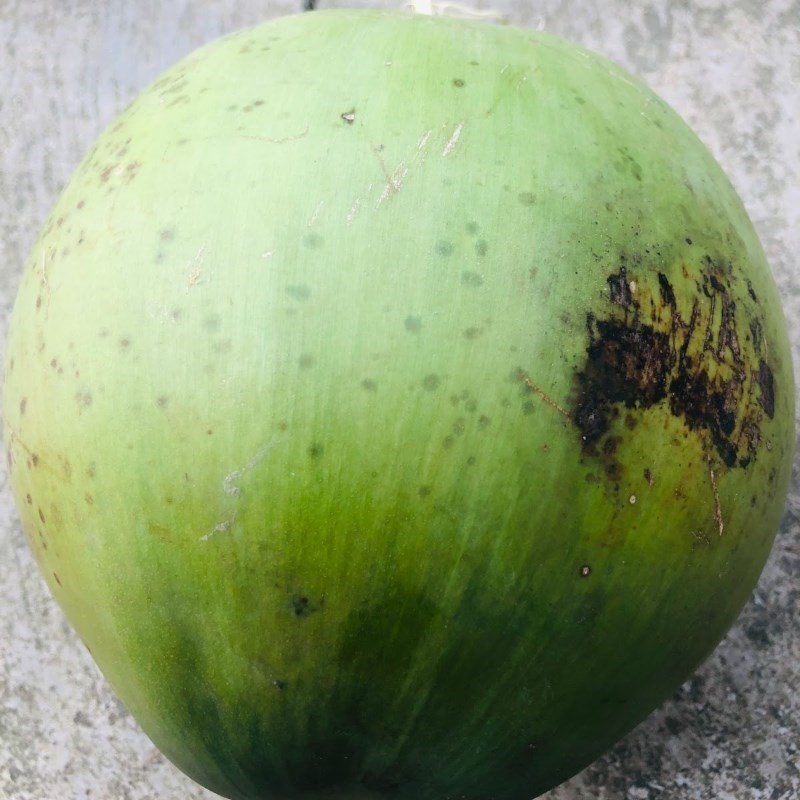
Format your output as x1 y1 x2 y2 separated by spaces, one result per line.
1 1 798 798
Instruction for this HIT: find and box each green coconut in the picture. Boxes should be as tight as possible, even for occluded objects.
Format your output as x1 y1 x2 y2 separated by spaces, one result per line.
2 9 793 800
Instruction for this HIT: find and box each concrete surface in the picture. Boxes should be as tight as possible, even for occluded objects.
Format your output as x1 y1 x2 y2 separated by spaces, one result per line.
1 1 798 799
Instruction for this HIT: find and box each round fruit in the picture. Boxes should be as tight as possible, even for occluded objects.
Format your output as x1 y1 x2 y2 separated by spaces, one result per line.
3 9 793 800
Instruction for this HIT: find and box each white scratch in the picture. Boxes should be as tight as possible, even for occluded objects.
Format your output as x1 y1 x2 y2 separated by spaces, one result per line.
199 512 237 543
222 440 277 497
376 162 409 208
417 130 432 150
346 198 361 226
442 122 464 157
307 200 324 227
185 244 207 288
261 250 274 259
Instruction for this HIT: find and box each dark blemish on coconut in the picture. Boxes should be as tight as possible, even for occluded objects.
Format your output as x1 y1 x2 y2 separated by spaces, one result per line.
171 308 183 322
422 374 441 391
156 395 169 409
442 436 455 450
644 468 654 486
464 326 482 340
286 285 311 301
53 572 62 587
99 329 109 338
462 271 484 288
465 398 478 412
746 280 758 302
452 418 466 436
213 339 232 354
453 78 465 87
86 463 96 479
572 259 774 479
405 316 421 333
341 109 355 124
518 192 536 206
19 398 27 415
272 679 287 691
227 104 238 112
160 228 175 243
303 233 323 249
299 354 315 369
466 455 476 466
466 221 479 235
35 296 42 310
361 379 377 391
436 240 454 257
418 485 432 498
685 237 693 245
119 337 131 351
475 240 488 257
308 443 324 459
38 508 46 524
522 400 535 415
579 565 591 577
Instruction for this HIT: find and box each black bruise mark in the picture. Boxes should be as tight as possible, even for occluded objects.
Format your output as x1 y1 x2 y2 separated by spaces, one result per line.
657 272 676 307
608 266 633 307
291 594 323 618
755 359 775 418
572 261 774 476
574 316 673 449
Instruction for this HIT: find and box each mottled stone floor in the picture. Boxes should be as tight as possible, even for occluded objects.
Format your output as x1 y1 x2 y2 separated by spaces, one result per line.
1 1 798 799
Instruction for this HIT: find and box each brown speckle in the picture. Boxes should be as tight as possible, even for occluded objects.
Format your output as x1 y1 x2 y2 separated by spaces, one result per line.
308 443 324 459
452 78 465 87
405 316 422 333
361 379 377 391
38 508 46 524
19 397 27 415
341 109 355 124
422 374 441 391
461 271 484 288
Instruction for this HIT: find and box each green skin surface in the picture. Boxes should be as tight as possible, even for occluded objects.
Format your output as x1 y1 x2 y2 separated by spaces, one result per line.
2 10 794 800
